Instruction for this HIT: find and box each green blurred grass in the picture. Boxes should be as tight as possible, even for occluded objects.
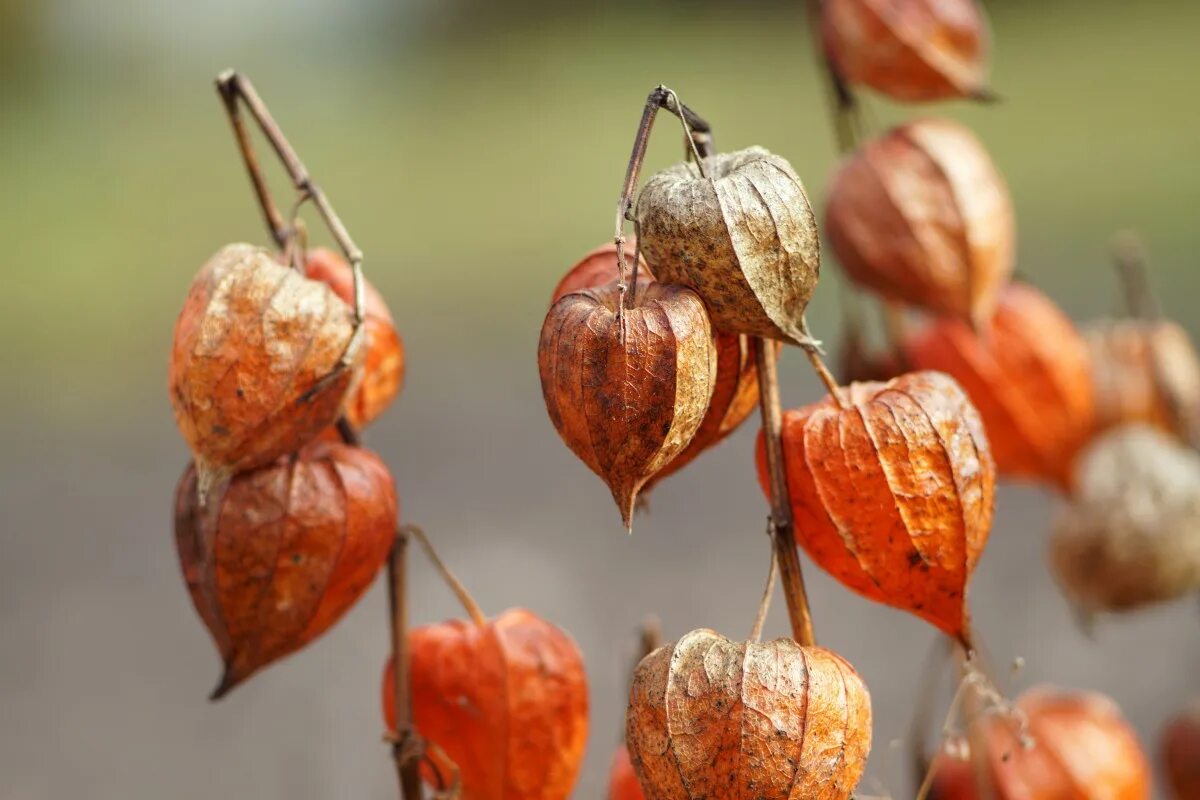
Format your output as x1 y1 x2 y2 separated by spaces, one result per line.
2 0 1198 425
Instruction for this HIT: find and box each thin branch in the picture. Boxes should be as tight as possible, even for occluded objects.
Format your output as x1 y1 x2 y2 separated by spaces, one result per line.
1111 230 1161 320
802 0 862 155
754 338 817 647
408 525 488 627
388 526 424 800
909 637 954 797
799 319 851 409
613 86 714 311
214 70 366 329
749 543 779 642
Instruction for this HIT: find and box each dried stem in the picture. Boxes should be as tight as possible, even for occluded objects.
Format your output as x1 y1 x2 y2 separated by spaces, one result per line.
957 644 997 800
803 0 862 155
909 637 954 797
1112 230 1161 321
215 69 366 428
754 337 817 647
612 85 714 311
388 526 424 800
215 70 366 331
638 616 663 662
749 543 779 642
409 525 488 627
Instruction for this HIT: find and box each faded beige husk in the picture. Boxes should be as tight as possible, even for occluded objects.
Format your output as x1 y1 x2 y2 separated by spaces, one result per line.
626 628 871 800
537 282 718 530
1086 318 1200 447
635 147 820 344
1051 424 1200 615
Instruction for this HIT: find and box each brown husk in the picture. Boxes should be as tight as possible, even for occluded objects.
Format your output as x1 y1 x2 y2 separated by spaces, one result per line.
169 243 362 498
635 147 820 344
826 119 1013 326
174 440 397 698
626 628 871 800
538 282 717 528
822 0 991 102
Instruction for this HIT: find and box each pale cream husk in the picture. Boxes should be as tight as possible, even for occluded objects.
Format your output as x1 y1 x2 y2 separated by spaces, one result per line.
635 147 820 344
1051 424 1200 613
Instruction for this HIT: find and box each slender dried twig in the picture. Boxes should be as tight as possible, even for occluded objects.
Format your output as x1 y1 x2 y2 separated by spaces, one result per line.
802 0 863 155
409 525 488 627
755 338 818 647
612 85 714 312
388 526 424 800
1112 230 1161 321
749 542 779 642
214 70 366 377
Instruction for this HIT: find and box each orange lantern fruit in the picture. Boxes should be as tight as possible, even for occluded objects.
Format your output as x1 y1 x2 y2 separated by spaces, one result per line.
822 0 992 102
608 745 645 800
825 119 1013 326
382 608 589 800
304 247 405 429
174 440 396 698
169 243 363 498
539 281 717 528
931 687 1151 800
551 244 764 496
905 283 1095 490
757 370 994 645
627 628 871 799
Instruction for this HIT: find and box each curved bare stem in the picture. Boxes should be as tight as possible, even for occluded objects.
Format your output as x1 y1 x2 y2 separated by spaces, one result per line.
408 525 488 627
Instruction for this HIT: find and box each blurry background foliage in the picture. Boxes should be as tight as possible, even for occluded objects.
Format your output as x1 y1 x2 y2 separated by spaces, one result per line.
1 2 1198 799
1 0 1198 428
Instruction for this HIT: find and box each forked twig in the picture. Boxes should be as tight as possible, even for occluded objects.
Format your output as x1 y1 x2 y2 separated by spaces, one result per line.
214 70 366 382
612 85 714 313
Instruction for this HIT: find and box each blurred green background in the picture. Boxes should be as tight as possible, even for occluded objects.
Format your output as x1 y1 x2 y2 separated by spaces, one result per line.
1 1 1198 798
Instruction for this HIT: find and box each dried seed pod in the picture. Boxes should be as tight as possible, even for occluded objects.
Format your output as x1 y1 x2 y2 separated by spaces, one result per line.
551 243 764 495
635 147 820 343
608 745 645 800
905 283 1094 489
305 247 405 429
169 243 362 496
382 608 589 800
174 440 396 698
1050 425 1200 615
627 628 871 800
538 282 718 528
826 119 1013 325
1086 318 1200 445
932 687 1151 800
822 0 991 102
1163 701 1200 800
756 371 994 643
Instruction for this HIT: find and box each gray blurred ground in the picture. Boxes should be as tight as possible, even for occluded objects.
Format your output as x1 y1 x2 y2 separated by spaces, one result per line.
2 1 1200 798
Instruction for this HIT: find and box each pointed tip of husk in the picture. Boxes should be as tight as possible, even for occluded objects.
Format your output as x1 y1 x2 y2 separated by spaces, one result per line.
968 85 1000 104
209 665 241 701
194 460 232 509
